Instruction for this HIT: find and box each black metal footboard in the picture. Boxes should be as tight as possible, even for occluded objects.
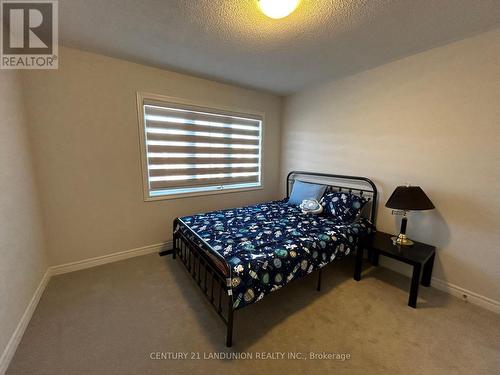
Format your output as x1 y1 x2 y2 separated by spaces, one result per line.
167 218 234 347
165 217 323 347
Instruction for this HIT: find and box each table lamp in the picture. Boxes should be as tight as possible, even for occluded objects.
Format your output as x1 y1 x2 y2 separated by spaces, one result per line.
385 185 435 246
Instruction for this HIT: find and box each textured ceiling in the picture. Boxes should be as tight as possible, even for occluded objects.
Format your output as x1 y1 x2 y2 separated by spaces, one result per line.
60 0 500 94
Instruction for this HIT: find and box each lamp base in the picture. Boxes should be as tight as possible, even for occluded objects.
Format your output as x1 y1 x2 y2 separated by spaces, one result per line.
391 234 414 246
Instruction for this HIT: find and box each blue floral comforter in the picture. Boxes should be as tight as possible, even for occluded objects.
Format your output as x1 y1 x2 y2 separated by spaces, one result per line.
177 200 374 310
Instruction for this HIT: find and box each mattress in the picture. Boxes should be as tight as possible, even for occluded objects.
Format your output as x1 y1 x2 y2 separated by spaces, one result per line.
177 200 374 310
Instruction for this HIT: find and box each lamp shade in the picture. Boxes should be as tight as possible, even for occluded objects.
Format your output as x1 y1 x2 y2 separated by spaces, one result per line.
385 186 435 211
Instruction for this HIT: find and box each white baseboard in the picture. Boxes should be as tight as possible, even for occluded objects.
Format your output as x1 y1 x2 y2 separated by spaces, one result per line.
0 269 51 375
49 241 171 275
0 241 171 374
431 277 500 314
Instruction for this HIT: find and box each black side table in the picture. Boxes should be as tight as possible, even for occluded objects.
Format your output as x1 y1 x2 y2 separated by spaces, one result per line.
354 232 436 308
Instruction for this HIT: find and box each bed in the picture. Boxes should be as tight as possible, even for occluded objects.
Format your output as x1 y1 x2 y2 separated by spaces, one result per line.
162 171 378 346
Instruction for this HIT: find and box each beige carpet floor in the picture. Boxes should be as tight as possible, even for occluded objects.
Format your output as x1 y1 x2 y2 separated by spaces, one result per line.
7 253 500 375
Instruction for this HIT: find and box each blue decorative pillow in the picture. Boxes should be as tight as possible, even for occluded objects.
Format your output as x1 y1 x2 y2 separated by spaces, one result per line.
288 181 327 206
320 192 367 222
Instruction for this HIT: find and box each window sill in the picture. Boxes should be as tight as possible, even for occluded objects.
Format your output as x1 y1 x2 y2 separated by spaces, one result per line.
143 184 263 202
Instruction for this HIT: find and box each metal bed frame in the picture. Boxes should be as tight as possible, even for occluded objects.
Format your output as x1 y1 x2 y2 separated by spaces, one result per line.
160 171 378 347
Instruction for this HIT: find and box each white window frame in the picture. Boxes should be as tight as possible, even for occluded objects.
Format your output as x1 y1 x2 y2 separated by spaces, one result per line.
136 92 264 201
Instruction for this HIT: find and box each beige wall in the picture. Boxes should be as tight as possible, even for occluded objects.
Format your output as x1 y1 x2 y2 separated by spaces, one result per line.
281 28 500 302
0 71 48 364
22 47 283 266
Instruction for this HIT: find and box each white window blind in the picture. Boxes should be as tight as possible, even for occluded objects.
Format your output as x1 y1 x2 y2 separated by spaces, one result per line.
139 96 262 199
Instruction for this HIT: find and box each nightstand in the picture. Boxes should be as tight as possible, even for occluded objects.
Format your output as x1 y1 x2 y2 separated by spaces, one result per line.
354 231 436 308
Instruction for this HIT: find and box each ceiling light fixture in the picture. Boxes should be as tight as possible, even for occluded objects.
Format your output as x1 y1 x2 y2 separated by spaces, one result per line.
258 0 300 19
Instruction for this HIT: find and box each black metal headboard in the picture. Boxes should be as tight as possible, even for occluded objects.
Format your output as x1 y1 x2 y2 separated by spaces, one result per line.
286 171 378 224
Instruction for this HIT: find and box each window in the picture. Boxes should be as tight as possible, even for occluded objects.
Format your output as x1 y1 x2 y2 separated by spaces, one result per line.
137 93 263 200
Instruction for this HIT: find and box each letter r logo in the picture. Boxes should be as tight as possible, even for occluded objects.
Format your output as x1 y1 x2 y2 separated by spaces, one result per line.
2 1 54 54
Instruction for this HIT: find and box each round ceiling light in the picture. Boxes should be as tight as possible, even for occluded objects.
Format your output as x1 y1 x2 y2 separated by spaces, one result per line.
258 0 301 19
